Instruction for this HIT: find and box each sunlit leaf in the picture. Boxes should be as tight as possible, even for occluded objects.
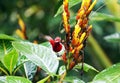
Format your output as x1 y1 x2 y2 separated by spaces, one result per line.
12 41 59 74
41 42 52 48
54 0 82 17
92 63 120 83
104 33 120 43
0 76 6 83
2 49 18 75
24 61 37 81
73 63 99 72
0 76 32 83
0 40 13 60
0 34 16 60
58 65 66 75
0 34 16 41
89 12 120 22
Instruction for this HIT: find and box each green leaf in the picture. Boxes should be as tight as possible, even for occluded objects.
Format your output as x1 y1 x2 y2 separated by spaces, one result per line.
92 63 120 83
0 40 13 60
2 49 18 75
41 42 52 48
54 0 82 17
0 76 32 83
89 12 120 22
12 41 59 74
0 61 9 75
104 33 120 43
0 77 6 83
73 63 99 72
58 65 66 75
13 55 28 75
24 61 37 81
0 34 16 40
64 76 85 83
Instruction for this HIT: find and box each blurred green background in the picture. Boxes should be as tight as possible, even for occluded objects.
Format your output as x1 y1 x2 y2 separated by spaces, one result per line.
0 0 120 71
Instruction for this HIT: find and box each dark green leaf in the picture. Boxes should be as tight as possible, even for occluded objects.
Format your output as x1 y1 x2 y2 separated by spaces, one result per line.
2 49 18 75
0 34 16 40
0 40 13 60
13 55 28 75
64 76 85 83
92 63 120 83
0 76 32 83
0 61 9 75
54 0 82 17
74 63 99 72
89 12 120 22
12 41 59 74
104 33 120 43
24 61 37 81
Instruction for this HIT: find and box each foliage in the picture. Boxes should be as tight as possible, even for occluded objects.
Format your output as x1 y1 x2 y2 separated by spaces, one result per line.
0 0 120 83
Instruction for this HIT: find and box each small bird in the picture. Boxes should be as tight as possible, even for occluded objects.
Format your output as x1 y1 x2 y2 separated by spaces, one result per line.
44 36 65 56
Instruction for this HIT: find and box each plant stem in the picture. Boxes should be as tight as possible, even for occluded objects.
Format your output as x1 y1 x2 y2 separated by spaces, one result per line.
59 71 67 83
88 35 112 68
0 67 9 75
37 75 50 83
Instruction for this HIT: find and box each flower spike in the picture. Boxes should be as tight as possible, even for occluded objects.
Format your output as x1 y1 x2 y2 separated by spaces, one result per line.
62 0 97 70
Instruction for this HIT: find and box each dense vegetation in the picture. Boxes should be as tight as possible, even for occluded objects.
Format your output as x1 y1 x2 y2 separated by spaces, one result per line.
0 0 120 83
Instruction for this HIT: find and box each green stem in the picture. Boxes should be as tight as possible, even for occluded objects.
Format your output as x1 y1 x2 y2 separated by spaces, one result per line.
37 75 50 83
0 67 9 75
88 35 112 68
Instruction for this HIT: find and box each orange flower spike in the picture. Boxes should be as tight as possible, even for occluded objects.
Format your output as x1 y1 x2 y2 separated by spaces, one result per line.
74 24 81 37
87 0 97 15
16 15 28 40
81 0 91 10
16 29 25 40
76 0 91 20
18 16 26 32
72 24 81 46
63 0 70 33
79 32 86 44
76 44 84 51
85 25 92 39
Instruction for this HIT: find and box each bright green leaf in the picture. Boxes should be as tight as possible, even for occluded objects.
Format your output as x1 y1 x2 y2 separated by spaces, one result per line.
3 49 18 75
0 76 32 83
12 41 59 74
89 12 120 22
0 40 13 60
74 63 99 72
24 61 37 81
92 63 120 83
104 33 120 43
0 34 16 40
54 0 82 17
